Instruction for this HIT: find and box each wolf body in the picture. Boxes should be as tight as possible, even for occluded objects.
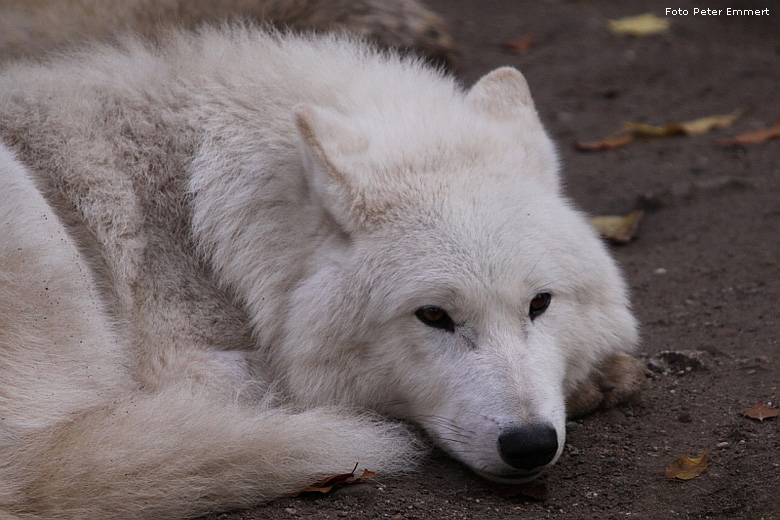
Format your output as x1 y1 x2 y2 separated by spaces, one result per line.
0 27 642 519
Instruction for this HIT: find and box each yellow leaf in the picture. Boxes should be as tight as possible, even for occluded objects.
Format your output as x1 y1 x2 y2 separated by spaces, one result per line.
623 110 742 137
590 210 643 244
608 13 670 36
677 109 743 135
665 452 708 480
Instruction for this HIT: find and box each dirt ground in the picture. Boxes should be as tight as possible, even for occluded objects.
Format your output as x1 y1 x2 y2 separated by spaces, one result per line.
206 1 779 519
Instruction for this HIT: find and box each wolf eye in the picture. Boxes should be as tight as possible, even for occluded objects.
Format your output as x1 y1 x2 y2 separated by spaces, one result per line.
415 306 455 333
529 292 551 321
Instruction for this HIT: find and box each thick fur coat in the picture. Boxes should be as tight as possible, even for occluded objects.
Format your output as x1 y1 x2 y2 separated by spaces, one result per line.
0 26 644 519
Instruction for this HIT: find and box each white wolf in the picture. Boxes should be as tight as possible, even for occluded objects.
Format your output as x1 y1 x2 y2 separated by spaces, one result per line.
0 26 645 519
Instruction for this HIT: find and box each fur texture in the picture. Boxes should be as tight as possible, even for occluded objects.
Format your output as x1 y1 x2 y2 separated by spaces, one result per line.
0 26 642 519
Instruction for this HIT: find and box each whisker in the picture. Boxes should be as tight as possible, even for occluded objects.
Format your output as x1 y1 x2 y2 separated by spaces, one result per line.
410 415 476 436
524 245 550 282
422 423 472 438
533 274 573 294
437 436 469 445
412 414 471 428
429 428 471 439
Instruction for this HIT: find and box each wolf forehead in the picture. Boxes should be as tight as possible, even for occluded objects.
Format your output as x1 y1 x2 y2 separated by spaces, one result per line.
293 67 562 230
292 66 612 287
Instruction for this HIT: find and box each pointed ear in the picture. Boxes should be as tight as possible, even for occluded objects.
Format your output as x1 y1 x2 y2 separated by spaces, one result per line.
466 67 538 121
294 104 369 233
467 68 561 191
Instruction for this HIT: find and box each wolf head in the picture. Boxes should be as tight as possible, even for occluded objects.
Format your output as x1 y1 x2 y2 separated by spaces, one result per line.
280 67 638 483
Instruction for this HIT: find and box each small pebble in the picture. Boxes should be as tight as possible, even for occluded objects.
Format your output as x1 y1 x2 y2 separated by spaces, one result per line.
654 267 668 275
716 441 730 449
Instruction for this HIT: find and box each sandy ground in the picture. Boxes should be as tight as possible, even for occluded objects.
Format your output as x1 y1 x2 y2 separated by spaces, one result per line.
208 1 779 519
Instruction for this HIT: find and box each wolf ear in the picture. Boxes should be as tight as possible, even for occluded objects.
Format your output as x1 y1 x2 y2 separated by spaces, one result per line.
467 67 561 190
466 67 538 122
294 104 369 233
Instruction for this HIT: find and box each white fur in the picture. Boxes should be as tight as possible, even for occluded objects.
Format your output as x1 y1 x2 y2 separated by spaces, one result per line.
0 27 638 518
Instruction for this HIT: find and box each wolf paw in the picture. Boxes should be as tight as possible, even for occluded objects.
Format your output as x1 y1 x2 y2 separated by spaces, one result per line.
269 0 458 67
566 353 649 419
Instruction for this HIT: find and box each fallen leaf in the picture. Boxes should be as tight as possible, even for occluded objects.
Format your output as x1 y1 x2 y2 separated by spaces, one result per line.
743 402 780 422
665 452 708 480
721 118 780 147
590 210 643 244
678 110 742 135
621 121 672 137
294 465 375 495
576 111 742 152
575 131 635 151
623 110 742 137
608 13 670 36
502 34 536 53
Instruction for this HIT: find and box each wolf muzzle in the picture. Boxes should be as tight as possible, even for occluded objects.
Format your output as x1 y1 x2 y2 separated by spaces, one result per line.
497 423 559 471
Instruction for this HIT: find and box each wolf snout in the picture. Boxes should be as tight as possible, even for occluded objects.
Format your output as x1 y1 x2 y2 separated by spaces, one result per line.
497 424 559 471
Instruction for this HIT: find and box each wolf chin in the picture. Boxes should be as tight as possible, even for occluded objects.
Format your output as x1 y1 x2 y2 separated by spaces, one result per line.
0 27 643 519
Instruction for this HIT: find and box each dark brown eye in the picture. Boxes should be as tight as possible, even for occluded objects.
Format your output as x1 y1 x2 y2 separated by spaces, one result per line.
529 292 551 320
415 306 455 333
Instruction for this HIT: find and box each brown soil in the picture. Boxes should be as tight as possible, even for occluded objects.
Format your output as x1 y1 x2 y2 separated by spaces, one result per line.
212 1 780 519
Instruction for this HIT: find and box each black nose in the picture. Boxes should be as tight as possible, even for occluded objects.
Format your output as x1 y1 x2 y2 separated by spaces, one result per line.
497 424 559 471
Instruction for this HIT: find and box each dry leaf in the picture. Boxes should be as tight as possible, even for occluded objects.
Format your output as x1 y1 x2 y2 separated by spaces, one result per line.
665 452 708 480
721 118 780 147
575 131 635 151
621 122 672 137
678 110 742 135
590 210 643 244
294 466 375 495
577 111 741 152
743 402 780 422
608 13 670 36
502 34 536 53
623 110 742 137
